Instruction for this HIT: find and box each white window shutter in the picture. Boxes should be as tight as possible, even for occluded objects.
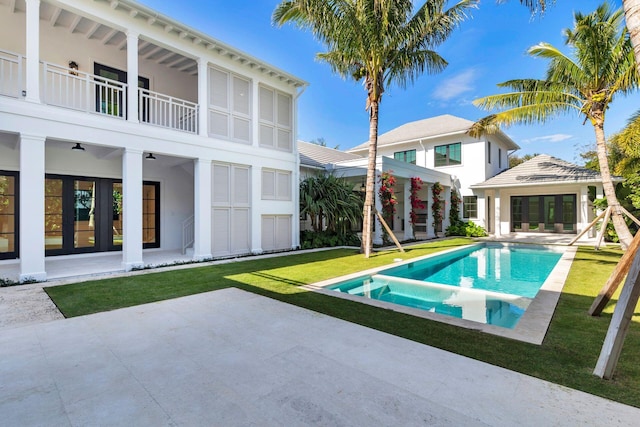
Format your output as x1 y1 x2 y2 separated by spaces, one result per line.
233 76 250 116
209 68 228 109
213 164 230 204
212 208 230 255
231 208 250 253
259 86 274 122
262 170 275 199
277 93 291 127
277 171 291 200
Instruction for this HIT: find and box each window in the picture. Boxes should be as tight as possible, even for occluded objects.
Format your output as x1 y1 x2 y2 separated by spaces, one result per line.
393 149 416 164
498 148 502 168
0 171 18 260
262 169 291 200
143 182 160 248
208 66 251 143
259 85 292 151
434 142 461 167
487 141 491 164
463 196 478 219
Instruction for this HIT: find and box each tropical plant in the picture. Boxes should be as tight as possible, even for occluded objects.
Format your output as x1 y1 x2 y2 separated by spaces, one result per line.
471 3 639 249
431 182 444 234
409 177 426 228
299 174 363 236
445 220 487 237
449 188 462 226
273 0 477 257
378 171 397 244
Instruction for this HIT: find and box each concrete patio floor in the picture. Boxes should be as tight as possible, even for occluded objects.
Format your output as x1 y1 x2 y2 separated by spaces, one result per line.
1 288 638 426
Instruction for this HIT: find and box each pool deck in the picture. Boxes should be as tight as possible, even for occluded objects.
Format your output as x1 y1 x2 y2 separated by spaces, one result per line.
2 287 639 426
308 242 577 344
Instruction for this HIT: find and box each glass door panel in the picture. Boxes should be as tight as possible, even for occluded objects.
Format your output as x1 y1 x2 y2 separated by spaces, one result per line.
143 182 159 248
543 196 555 231
45 178 64 250
0 174 16 258
73 180 96 249
562 195 576 231
528 197 539 230
511 197 522 231
112 182 123 247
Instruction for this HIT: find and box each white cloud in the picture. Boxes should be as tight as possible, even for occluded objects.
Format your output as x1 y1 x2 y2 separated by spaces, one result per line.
521 134 573 144
432 69 476 101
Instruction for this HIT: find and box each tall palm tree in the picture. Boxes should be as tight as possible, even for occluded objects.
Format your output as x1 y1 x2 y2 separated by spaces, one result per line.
471 3 638 249
273 0 477 257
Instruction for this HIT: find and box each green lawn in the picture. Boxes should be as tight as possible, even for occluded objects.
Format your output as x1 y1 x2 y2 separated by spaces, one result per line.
44 238 640 407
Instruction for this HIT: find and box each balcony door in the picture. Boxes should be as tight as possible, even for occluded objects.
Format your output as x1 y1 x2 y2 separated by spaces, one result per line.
94 63 149 118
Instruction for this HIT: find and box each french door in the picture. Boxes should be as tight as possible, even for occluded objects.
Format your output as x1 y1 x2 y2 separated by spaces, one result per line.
45 176 160 256
94 63 149 119
511 194 576 233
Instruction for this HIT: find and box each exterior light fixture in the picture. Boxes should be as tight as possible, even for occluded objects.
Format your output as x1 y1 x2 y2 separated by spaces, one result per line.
68 61 79 76
146 153 156 160
72 143 85 151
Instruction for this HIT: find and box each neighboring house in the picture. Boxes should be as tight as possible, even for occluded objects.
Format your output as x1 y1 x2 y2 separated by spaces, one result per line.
0 0 306 281
300 114 605 243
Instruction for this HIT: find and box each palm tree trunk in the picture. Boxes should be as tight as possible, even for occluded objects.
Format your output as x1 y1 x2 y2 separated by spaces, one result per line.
624 0 640 75
361 100 380 258
593 118 633 249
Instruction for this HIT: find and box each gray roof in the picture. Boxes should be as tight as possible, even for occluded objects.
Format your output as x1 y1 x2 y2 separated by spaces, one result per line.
298 141 362 169
347 114 519 152
471 154 615 188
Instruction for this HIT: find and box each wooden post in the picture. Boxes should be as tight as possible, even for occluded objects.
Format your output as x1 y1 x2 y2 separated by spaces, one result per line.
375 209 405 253
620 206 640 227
589 231 640 315
595 206 612 251
593 246 640 379
569 209 608 246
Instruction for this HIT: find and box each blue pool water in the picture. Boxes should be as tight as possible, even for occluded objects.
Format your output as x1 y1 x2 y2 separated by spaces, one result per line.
327 243 563 329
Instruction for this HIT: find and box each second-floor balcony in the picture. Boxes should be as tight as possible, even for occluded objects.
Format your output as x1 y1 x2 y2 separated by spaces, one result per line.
0 49 199 134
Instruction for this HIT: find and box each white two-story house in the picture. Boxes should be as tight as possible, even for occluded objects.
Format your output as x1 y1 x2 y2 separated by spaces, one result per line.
346 114 603 239
0 0 306 282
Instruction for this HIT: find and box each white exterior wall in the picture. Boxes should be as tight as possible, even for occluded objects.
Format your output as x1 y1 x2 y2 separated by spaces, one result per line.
0 0 305 280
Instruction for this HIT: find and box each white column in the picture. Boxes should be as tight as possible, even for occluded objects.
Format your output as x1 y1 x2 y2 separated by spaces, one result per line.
19 134 46 282
126 31 139 123
494 191 502 237
292 148 301 249
251 166 262 254
403 180 413 240
197 58 208 137
426 184 435 238
25 0 40 103
443 186 451 231
193 159 212 260
122 149 143 271
476 192 486 229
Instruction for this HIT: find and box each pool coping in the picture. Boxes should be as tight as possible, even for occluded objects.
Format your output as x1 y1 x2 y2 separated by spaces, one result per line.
303 242 577 345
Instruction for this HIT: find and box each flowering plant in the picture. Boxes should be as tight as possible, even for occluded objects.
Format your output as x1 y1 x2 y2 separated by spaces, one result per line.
409 177 426 226
378 171 397 243
432 182 444 232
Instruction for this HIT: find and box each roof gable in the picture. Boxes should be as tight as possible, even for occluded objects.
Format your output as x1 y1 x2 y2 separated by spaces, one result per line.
471 154 613 188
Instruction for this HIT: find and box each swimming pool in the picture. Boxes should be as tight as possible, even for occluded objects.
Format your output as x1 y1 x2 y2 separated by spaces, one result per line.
326 243 564 329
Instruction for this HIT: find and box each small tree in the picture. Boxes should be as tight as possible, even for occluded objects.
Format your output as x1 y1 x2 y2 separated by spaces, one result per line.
378 171 397 244
449 188 462 226
409 177 426 231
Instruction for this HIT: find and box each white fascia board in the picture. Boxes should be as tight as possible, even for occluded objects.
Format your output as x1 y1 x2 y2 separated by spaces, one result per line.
470 179 617 190
347 129 470 154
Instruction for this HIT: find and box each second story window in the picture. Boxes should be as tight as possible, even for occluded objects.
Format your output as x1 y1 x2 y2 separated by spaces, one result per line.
393 149 416 164
259 85 293 151
208 66 251 143
434 142 461 167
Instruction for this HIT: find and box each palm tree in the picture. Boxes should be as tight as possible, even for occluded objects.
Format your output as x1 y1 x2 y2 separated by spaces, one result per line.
273 0 477 257
471 3 638 249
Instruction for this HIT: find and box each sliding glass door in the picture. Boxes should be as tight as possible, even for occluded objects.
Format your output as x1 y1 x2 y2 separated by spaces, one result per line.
510 194 576 233
0 172 18 259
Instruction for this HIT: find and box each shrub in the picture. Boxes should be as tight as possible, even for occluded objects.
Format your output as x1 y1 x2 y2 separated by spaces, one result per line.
445 221 488 237
300 230 361 249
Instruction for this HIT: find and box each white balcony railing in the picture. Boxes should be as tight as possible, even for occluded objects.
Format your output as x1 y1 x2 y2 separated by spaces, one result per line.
139 89 198 134
42 61 128 119
0 50 199 134
0 50 24 98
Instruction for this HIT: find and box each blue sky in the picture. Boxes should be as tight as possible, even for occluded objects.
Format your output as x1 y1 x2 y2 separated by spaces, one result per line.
140 0 638 164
